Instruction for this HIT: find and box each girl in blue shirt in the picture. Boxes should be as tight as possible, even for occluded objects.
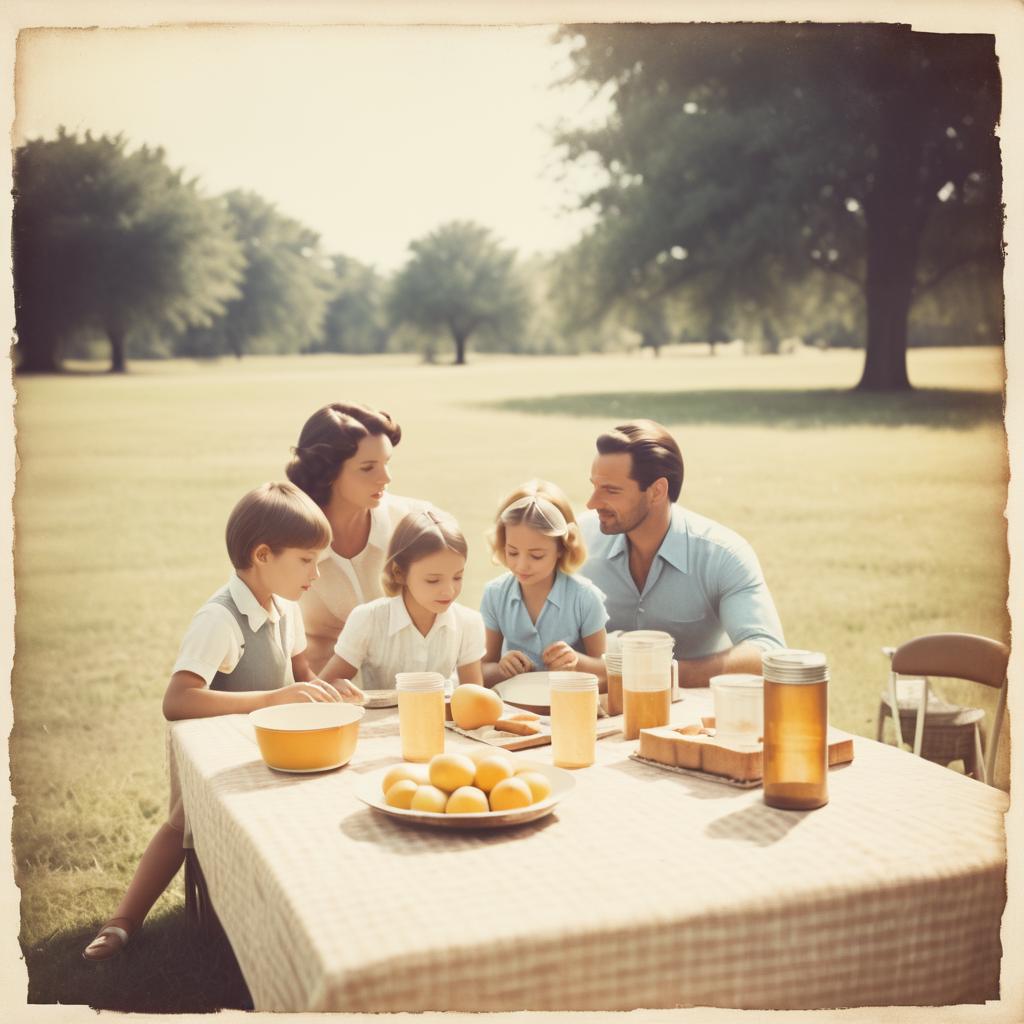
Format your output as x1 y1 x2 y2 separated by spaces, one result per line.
480 480 608 687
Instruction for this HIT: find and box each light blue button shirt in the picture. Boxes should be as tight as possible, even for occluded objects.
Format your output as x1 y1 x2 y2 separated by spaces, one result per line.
480 570 609 670
578 506 784 660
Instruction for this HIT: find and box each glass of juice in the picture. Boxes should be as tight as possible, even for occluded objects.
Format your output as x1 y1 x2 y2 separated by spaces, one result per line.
395 672 446 762
604 650 624 717
621 630 675 740
549 672 598 768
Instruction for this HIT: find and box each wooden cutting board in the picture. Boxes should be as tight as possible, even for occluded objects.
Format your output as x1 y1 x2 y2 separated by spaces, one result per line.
633 718 854 786
445 718 621 752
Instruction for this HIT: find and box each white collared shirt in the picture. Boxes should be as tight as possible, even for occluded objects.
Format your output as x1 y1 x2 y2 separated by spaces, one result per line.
300 492 429 673
172 575 307 685
333 594 485 690
578 506 785 658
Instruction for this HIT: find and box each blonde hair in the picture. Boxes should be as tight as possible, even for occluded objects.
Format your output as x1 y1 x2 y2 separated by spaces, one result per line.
488 479 586 574
225 482 332 570
381 508 468 596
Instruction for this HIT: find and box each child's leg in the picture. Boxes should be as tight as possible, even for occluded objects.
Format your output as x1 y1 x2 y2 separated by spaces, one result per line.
82 800 187 961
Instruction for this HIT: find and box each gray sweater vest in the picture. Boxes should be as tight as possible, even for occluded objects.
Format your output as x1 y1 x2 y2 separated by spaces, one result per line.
207 586 295 692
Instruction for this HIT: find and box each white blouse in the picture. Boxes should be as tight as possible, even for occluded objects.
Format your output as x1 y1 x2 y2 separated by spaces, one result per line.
332 595 485 690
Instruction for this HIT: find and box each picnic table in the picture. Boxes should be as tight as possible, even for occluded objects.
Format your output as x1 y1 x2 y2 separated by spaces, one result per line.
168 689 1007 1013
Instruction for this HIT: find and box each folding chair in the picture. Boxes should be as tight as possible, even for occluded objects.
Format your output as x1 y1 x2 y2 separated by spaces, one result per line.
876 633 1008 784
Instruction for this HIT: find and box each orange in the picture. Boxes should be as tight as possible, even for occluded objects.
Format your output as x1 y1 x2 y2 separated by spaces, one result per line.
445 786 490 814
488 776 533 811
474 754 514 793
384 778 419 809
450 684 503 730
516 771 552 803
381 762 430 794
410 784 449 813
428 752 476 791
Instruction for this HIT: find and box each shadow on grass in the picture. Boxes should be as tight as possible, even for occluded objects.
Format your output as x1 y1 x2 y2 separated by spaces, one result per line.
482 388 1004 430
23 905 251 1013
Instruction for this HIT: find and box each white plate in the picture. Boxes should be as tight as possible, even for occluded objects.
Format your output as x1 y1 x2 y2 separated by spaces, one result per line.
356 760 575 830
493 671 555 714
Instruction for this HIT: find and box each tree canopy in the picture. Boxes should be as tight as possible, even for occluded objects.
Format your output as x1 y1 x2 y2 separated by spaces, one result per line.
556 23 1003 389
13 129 244 372
388 221 530 364
309 255 390 355
176 190 332 359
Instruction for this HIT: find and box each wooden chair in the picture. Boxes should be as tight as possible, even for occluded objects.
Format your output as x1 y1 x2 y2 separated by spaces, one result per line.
876 633 1008 784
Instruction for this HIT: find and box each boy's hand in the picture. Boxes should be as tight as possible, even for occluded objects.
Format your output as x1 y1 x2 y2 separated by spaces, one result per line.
272 681 343 705
542 642 578 671
322 677 366 704
498 650 533 679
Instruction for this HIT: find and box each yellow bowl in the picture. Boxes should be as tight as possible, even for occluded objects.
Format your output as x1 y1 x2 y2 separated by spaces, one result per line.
248 702 365 772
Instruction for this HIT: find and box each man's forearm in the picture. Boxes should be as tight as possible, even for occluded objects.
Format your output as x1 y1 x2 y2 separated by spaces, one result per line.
677 641 766 688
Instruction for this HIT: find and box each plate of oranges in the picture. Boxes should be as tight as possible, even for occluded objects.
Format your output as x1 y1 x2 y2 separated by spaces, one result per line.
356 748 574 829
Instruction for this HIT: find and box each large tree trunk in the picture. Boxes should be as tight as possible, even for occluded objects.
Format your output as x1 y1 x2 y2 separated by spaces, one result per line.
452 330 468 365
859 227 915 391
108 327 127 373
856 49 929 392
16 331 62 372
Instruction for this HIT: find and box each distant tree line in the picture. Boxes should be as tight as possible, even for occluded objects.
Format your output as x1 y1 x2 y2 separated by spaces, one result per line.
13 24 1003 388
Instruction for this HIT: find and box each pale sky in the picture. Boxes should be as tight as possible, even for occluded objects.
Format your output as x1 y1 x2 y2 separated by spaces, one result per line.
13 24 610 272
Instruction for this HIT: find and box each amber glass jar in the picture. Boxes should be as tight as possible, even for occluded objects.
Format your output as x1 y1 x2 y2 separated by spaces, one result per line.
762 650 829 810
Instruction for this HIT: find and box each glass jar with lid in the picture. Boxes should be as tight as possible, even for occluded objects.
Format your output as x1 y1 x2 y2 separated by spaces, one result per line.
762 649 829 810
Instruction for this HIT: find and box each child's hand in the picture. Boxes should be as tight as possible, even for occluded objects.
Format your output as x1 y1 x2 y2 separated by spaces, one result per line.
272 681 344 705
323 677 366 704
498 650 533 679
542 642 578 671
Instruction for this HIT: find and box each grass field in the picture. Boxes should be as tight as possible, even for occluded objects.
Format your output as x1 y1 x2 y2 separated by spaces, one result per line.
10 345 1010 1011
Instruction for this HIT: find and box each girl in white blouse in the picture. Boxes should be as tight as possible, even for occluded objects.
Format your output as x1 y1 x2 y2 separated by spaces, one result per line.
320 508 485 691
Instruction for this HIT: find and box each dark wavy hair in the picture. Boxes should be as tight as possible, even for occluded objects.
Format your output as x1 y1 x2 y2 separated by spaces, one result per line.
285 403 402 508
596 419 684 502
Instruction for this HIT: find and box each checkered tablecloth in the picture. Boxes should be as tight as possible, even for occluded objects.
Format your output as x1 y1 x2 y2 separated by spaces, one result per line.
168 690 1007 1013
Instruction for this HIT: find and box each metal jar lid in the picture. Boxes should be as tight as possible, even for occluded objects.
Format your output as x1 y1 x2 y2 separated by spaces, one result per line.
762 649 829 684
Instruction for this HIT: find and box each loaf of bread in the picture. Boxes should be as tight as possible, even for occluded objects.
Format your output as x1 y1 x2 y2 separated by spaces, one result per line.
639 722 854 782
494 718 542 736
637 725 704 769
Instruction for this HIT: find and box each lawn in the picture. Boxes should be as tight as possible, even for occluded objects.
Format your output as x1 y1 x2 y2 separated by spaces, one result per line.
9 344 1010 1011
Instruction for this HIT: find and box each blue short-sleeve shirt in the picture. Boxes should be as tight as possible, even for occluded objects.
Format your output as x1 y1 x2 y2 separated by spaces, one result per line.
578 506 784 660
480 570 609 670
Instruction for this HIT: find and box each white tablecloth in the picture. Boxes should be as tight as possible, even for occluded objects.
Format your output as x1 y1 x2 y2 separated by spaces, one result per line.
168 690 1007 1012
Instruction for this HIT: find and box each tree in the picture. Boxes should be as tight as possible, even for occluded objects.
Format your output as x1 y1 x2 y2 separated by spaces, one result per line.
309 255 389 354
556 24 1002 390
388 221 530 364
177 191 331 359
13 129 244 372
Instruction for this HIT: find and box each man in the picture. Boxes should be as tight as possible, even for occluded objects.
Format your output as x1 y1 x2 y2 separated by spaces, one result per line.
579 420 784 687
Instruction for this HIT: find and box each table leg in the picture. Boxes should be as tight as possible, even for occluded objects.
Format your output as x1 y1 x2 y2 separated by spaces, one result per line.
184 849 224 939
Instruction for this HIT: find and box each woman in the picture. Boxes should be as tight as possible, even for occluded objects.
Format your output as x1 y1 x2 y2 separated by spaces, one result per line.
285 402 428 673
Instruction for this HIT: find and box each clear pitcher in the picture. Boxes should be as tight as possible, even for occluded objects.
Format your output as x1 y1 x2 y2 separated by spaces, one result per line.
620 630 676 740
